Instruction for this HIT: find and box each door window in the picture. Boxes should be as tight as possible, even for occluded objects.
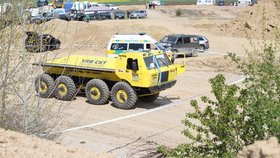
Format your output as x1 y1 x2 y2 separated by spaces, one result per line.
183 37 190 44
176 38 183 45
128 43 144 50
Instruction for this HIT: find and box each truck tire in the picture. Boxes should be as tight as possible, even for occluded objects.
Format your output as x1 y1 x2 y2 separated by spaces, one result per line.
139 93 159 102
54 76 76 101
85 79 109 105
111 82 137 109
35 74 55 98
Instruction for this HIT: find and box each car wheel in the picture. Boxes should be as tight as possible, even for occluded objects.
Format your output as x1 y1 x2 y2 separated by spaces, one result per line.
199 45 205 52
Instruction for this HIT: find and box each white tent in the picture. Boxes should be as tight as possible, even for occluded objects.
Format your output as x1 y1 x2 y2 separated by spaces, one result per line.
197 0 216 5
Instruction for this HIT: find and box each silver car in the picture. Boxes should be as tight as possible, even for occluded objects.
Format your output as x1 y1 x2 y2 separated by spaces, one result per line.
129 10 147 19
197 35 209 51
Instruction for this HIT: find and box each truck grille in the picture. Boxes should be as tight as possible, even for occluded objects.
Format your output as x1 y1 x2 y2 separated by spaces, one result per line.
160 71 168 82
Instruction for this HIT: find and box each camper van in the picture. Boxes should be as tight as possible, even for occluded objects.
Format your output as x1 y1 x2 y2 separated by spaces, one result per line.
197 0 216 5
107 33 167 57
237 0 252 6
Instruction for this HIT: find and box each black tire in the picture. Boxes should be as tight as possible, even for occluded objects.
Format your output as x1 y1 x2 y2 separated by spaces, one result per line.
199 45 205 52
111 82 137 109
139 93 159 102
54 76 76 101
35 74 55 98
85 79 109 105
54 40 61 50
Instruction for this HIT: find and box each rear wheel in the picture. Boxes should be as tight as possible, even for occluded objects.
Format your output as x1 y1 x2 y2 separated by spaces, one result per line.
85 79 109 105
111 82 137 109
35 74 55 98
54 76 76 101
199 45 205 52
139 93 159 102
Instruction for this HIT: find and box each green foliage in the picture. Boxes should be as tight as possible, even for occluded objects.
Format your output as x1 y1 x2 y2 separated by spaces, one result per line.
176 9 182 16
163 45 280 158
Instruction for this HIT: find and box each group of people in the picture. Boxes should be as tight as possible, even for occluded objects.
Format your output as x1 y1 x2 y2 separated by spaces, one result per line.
146 2 156 9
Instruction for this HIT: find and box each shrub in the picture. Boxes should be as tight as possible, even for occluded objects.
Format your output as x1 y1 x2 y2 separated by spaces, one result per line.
161 45 280 157
176 9 182 16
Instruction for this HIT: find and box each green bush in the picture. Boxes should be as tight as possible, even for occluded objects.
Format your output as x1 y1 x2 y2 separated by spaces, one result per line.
161 45 280 158
176 9 182 16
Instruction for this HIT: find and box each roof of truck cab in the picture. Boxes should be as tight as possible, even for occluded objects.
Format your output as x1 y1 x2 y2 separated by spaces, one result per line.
110 34 158 43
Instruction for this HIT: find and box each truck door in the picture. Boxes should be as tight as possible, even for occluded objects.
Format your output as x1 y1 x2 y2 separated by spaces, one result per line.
125 58 141 86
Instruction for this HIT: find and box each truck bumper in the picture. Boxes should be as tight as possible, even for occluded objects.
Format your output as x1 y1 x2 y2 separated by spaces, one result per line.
150 80 177 93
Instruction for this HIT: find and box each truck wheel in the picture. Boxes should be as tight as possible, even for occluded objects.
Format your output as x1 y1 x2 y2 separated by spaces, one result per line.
139 93 159 102
35 74 55 98
54 76 76 101
85 79 109 105
111 82 137 109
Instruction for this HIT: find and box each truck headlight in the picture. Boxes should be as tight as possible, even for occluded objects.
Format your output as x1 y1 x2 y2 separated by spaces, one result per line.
152 77 157 84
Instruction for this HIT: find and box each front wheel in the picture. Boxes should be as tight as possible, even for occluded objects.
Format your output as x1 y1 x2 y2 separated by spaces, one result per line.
139 93 159 102
111 82 137 109
199 45 205 52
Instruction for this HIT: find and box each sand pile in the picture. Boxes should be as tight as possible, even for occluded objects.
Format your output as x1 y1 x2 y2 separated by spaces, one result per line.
216 1 279 39
0 128 114 158
237 137 280 158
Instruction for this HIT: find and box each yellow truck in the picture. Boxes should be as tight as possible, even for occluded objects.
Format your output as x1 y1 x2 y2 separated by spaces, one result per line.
34 51 185 109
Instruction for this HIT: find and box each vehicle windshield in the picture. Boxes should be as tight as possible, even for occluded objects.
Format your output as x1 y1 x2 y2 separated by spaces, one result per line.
162 36 177 43
155 42 166 50
144 53 172 70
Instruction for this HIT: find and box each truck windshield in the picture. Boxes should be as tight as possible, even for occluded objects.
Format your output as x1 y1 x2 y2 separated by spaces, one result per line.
144 53 172 70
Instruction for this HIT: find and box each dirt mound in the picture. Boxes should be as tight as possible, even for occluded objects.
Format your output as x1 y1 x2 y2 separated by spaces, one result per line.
237 137 280 158
0 128 114 158
215 1 279 39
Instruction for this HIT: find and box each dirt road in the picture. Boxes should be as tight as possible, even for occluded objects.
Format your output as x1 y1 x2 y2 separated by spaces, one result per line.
29 2 276 157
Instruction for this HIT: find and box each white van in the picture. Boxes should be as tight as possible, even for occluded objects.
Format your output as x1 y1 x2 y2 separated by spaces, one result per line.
107 33 167 57
237 0 252 6
196 0 216 5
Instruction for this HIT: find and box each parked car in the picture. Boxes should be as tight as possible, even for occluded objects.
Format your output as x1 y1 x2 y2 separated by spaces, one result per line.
105 4 119 10
160 34 200 57
53 8 69 21
29 14 54 24
197 35 209 51
129 10 147 19
93 11 112 20
217 0 225 6
114 11 125 19
25 31 61 52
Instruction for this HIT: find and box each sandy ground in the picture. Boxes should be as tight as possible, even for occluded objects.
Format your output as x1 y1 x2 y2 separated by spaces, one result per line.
0 128 114 158
2 1 279 158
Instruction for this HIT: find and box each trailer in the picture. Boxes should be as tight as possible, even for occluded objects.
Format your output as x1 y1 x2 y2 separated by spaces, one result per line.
34 51 185 109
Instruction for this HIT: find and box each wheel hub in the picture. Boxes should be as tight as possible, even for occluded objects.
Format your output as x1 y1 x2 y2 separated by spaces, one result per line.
90 87 101 100
57 83 68 96
117 90 128 103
